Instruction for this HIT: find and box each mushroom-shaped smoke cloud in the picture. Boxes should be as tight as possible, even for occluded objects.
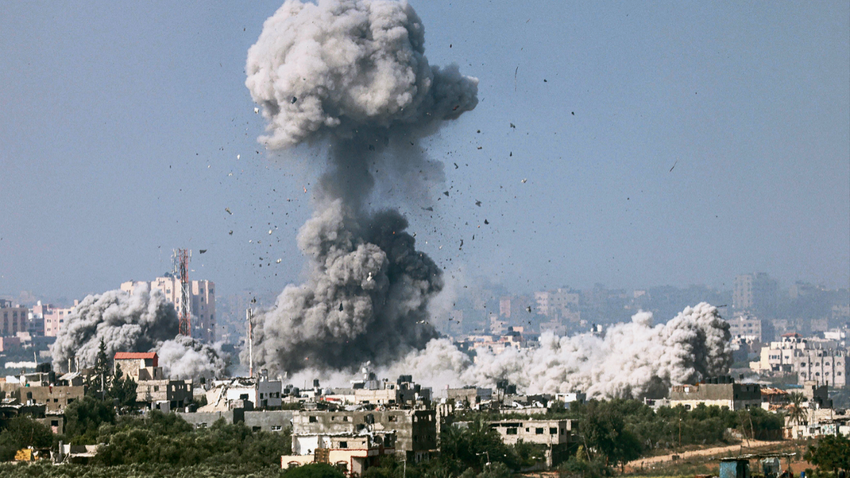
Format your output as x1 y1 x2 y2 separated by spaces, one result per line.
245 0 478 375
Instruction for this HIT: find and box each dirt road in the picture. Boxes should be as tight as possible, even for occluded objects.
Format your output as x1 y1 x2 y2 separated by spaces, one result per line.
627 440 782 469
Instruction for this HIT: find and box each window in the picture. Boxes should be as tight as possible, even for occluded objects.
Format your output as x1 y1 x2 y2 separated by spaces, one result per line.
271 425 282 431
388 416 397 422
339 441 348 449
506 428 517 435
535 428 544 435
309 416 318 423
252 426 261 432
550 428 557 435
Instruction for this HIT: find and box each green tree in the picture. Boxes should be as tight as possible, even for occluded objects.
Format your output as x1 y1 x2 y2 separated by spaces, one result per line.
579 400 641 468
108 363 137 411
786 393 808 427
804 434 850 472
63 396 116 443
86 339 112 400
439 418 517 473
0 416 54 461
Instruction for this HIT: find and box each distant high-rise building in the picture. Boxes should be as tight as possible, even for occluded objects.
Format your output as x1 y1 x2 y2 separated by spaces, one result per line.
121 277 216 343
499 297 511 318
1 299 28 337
38 301 78 337
733 273 777 315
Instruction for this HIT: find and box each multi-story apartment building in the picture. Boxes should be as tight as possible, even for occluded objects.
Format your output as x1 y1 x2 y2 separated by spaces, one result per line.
1 299 28 336
727 314 775 342
121 277 216 342
733 273 778 314
793 349 848 387
34 301 79 337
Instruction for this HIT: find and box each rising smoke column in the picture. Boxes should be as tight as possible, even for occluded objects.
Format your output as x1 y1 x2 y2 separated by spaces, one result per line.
244 0 478 374
385 303 732 399
51 286 228 379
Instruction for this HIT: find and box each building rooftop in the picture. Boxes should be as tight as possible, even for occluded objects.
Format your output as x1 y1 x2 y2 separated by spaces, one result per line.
114 352 158 360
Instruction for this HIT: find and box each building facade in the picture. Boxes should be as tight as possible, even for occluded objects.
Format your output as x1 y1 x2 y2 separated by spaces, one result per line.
668 379 762 411
1 300 29 336
291 410 437 463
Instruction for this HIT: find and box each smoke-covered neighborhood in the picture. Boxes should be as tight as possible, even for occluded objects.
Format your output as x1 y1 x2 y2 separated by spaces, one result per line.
1 0 848 477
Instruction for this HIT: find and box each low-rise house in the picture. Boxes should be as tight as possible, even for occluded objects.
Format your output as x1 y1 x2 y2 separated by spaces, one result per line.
114 352 164 381
282 431 396 475
201 373 282 411
488 418 576 467
291 409 437 463
668 377 761 411
115 352 193 410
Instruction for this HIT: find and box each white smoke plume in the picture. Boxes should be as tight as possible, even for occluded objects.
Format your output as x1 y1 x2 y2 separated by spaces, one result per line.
157 335 228 381
382 303 733 399
51 286 228 379
245 0 478 375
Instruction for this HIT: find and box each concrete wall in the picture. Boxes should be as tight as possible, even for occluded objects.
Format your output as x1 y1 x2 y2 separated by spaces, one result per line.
292 410 436 460
177 409 293 432
245 410 293 432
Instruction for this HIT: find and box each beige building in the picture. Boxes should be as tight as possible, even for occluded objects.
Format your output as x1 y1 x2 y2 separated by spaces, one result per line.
793 349 848 387
669 379 762 411
291 410 437 463
488 419 575 467
114 352 164 381
121 277 216 343
282 431 396 475
1 300 29 336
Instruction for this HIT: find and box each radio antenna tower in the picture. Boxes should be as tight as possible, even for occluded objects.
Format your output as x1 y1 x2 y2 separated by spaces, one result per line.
172 248 192 336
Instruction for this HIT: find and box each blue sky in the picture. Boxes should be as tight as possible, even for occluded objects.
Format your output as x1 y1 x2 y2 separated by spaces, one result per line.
1 0 848 302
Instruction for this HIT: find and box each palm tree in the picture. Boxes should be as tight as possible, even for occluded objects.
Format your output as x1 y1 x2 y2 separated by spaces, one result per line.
786 392 807 428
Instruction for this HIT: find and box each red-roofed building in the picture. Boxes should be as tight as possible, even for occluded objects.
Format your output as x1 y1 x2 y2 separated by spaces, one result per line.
114 352 163 381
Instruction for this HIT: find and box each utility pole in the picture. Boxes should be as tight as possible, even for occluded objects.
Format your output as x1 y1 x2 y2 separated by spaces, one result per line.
246 307 254 378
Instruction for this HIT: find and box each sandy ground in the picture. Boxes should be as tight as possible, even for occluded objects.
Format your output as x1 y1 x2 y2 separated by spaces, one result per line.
626 440 781 469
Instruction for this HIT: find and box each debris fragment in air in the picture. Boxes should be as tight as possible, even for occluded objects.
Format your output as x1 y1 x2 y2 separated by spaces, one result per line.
475 200 481 207
521 179 527 183
225 207 232 215
339 303 344 312
276 258 281 263
291 97 297 104
199 249 207 254
421 206 434 212
443 191 449 197
484 219 489 225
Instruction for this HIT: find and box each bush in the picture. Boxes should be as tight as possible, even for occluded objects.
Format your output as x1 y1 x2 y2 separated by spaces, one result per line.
284 463 345 478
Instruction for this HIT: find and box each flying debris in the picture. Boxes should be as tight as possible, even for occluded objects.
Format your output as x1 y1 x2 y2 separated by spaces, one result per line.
475 200 481 207
526 306 532 312
225 207 232 215
276 258 282 263
199 249 207 254
421 206 434 212
521 178 527 183
484 219 489 225
254 107 259 114
243 0 478 374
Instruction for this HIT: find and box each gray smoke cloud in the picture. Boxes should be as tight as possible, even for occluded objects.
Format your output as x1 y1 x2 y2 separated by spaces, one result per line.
245 0 478 374
51 286 228 379
157 335 228 381
383 303 733 399
51 286 178 371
